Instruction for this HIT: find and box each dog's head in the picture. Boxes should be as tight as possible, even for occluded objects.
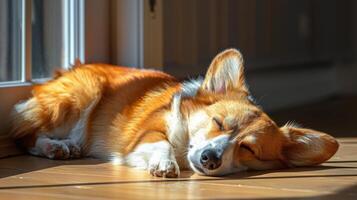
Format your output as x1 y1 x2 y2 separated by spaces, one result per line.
186 49 339 176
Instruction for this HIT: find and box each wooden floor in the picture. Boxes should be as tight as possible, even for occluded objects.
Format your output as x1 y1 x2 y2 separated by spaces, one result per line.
0 137 356 199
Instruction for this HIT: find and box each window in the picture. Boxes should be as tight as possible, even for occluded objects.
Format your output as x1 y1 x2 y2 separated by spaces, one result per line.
0 0 84 84
0 0 85 140
0 0 22 82
32 0 64 79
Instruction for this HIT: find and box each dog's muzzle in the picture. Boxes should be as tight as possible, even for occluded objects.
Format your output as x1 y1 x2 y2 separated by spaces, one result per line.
188 134 232 173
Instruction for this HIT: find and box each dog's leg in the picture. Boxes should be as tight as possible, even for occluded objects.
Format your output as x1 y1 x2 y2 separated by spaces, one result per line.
125 135 180 178
147 141 180 178
29 135 81 159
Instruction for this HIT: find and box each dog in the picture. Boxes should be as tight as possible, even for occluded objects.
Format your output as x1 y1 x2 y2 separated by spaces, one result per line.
11 49 339 178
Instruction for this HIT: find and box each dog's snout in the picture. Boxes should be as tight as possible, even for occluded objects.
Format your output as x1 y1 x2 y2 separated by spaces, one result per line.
200 149 222 170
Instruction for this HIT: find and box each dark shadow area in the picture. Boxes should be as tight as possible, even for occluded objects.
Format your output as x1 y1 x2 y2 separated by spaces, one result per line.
210 166 357 180
0 155 106 179
224 165 357 180
270 95 357 137
326 160 357 163
208 183 357 200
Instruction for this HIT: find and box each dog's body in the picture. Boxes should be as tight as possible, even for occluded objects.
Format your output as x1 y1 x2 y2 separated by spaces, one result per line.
11 49 339 177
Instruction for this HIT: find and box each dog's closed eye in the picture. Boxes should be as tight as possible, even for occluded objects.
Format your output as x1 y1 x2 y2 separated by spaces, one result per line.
213 117 224 131
240 143 256 156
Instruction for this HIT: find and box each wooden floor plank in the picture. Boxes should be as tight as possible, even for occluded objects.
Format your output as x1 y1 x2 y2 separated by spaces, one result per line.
0 181 326 200
0 138 357 199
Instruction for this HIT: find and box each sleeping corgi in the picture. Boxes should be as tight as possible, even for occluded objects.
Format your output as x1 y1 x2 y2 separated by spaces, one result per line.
11 49 339 178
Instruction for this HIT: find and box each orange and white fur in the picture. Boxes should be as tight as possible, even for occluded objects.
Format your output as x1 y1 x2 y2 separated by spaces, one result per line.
11 49 339 177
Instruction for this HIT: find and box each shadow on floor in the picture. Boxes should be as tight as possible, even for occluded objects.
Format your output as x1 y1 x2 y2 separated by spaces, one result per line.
215 183 357 200
0 155 106 179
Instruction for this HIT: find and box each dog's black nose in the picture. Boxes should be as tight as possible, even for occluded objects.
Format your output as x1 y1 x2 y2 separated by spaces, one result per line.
200 149 222 170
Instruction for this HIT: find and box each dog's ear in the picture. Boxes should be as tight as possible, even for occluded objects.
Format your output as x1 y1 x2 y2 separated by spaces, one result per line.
281 125 339 167
202 49 248 93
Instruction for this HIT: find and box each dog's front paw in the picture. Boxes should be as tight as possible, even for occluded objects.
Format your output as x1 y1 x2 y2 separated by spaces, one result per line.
148 159 180 178
43 140 70 160
63 140 81 158
39 139 81 160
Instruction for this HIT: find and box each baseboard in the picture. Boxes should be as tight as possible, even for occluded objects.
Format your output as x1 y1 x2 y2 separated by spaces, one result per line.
0 135 21 158
0 84 31 158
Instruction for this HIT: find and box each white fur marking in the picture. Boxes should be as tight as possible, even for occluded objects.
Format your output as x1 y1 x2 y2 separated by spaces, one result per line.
244 135 257 144
28 136 51 156
14 99 38 121
164 79 202 168
125 141 172 168
110 152 124 165
29 136 70 159
14 100 28 113
181 78 203 97
188 111 210 139
68 98 99 146
125 141 179 176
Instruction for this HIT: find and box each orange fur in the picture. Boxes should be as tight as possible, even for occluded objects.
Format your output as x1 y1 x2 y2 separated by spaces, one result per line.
11 49 339 177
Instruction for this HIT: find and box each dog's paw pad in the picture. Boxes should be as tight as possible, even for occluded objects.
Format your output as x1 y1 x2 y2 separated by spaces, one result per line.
149 159 180 178
64 141 81 158
44 141 70 160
